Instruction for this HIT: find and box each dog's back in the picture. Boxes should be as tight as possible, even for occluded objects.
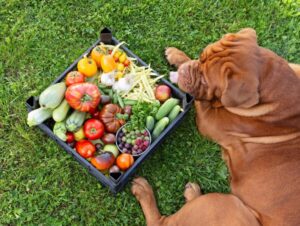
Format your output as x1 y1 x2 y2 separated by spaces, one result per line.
222 48 300 226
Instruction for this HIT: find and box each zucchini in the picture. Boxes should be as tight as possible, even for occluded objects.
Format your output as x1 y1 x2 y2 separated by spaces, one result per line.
152 117 169 140
155 98 179 120
27 107 53 127
66 110 86 132
39 82 66 109
146 116 155 132
52 99 70 122
168 105 181 122
53 121 67 141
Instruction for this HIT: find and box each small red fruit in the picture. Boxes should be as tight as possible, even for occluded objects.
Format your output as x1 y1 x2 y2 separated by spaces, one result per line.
123 59 130 67
75 140 96 158
66 132 75 143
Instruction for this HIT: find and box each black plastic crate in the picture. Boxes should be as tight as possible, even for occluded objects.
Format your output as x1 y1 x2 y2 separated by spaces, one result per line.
26 28 194 193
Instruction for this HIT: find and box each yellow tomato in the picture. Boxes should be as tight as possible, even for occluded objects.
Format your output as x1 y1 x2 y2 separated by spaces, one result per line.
115 71 124 80
91 46 105 68
117 63 125 72
113 50 122 62
77 57 98 77
100 55 117 73
119 53 127 63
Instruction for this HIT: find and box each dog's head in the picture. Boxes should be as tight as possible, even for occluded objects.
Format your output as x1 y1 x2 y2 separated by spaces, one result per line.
178 28 261 108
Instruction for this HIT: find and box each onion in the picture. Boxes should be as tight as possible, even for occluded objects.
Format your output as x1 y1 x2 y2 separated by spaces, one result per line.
113 77 132 92
101 71 116 86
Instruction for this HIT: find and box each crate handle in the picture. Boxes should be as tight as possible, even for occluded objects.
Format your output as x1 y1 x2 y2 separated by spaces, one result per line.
100 27 112 44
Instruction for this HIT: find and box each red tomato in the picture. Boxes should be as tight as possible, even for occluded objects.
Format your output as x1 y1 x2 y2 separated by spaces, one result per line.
83 119 105 140
65 71 85 86
65 83 101 112
66 132 75 143
75 140 96 158
123 59 130 67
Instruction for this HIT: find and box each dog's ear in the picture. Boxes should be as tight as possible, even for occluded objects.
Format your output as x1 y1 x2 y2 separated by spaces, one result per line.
219 28 260 108
221 64 259 108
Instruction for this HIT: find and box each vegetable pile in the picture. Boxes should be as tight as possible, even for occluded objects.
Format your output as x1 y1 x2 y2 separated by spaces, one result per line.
27 42 183 179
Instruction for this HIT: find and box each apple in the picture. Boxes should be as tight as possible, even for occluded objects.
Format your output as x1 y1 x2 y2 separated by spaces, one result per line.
103 144 119 157
155 85 171 102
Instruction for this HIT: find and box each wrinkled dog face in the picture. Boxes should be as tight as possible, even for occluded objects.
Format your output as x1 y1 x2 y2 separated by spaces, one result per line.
177 60 203 98
177 28 262 108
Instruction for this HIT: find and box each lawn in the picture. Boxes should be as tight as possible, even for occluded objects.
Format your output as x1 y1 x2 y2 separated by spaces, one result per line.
0 0 299 225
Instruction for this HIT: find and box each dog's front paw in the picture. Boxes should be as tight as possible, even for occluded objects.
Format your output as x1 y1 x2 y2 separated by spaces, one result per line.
131 177 155 203
165 47 190 67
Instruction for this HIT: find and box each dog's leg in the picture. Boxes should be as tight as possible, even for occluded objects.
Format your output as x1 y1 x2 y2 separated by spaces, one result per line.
132 177 260 226
131 177 163 226
165 47 191 67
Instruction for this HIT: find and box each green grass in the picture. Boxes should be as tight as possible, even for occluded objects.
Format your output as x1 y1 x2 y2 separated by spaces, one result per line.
0 0 299 225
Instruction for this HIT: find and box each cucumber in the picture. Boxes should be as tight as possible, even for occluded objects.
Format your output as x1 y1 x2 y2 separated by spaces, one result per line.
52 99 70 122
168 105 181 122
146 116 155 132
39 82 66 109
152 117 169 140
123 99 137 106
66 110 86 132
53 121 67 141
155 98 180 120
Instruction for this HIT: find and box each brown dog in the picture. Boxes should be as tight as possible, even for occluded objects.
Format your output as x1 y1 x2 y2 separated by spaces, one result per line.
131 28 300 226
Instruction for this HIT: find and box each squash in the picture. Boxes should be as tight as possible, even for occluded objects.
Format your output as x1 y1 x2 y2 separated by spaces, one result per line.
66 110 86 132
39 82 66 109
53 121 67 141
52 99 70 122
27 107 53 127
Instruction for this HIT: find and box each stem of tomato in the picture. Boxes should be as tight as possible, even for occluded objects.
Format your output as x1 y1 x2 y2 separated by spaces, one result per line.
81 94 92 103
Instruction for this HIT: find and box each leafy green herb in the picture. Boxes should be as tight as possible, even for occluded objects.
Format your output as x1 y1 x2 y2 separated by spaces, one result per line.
128 101 160 130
